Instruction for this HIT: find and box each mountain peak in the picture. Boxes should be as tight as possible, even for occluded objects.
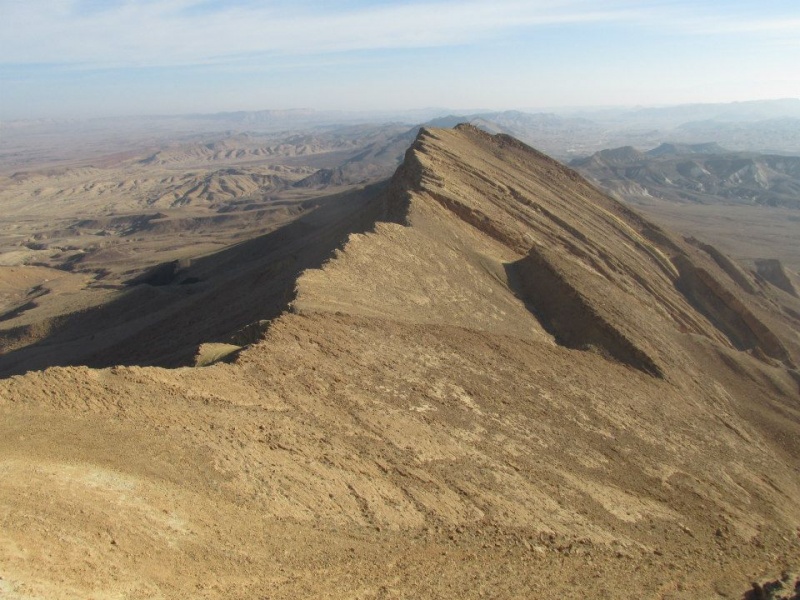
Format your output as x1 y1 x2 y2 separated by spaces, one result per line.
297 126 797 378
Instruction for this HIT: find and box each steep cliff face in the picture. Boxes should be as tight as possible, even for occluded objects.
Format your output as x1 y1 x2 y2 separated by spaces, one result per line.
1 126 799 599
756 258 799 298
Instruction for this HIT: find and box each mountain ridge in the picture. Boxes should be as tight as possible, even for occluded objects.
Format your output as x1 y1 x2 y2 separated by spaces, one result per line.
1 125 799 598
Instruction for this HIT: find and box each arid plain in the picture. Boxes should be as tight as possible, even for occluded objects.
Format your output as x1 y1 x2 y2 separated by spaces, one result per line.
1 118 799 599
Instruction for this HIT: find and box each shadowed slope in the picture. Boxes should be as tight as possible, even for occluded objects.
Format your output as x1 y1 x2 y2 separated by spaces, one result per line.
0 183 388 376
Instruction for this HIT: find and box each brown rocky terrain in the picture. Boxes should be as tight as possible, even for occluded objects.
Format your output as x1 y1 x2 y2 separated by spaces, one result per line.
1 125 799 598
0 123 420 370
572 144 800 209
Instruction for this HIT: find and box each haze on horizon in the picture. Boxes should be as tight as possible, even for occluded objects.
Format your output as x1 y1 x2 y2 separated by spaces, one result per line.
1 0 799 120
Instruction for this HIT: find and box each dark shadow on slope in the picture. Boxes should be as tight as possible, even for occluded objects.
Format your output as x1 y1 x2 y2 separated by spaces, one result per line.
0 182 391 378
506 246 664 378
0 301 40 323
672 254 793 366
125 259 196 287
685 237 758 295
755 258 799 298
0 285 50 323
742 575 800 600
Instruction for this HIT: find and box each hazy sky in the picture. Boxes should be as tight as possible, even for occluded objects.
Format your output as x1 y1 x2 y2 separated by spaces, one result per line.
1 0 799 119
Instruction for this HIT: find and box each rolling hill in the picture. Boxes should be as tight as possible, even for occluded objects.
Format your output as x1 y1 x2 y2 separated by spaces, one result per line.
572 143 800 209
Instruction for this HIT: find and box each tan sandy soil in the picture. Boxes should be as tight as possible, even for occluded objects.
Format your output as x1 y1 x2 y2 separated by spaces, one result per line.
633 202 800 272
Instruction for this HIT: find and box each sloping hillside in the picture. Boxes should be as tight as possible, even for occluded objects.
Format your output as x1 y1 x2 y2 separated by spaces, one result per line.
573 144 800 208
1 126 799 599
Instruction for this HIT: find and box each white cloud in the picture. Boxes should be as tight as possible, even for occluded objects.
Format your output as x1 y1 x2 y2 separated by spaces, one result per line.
2 0 798 71
662 13 800 37
0 0 645 68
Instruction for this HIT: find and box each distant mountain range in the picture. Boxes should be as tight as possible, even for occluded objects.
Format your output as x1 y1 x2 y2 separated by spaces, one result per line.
6 99 800 168
571 143 800 208
422 101 800 158
586 98 800 125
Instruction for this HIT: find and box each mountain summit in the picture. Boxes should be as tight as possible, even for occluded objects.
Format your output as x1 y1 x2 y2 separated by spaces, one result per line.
1 125 799 598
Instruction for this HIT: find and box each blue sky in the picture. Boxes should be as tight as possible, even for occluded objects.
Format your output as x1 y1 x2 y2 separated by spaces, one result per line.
1 0 799 119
